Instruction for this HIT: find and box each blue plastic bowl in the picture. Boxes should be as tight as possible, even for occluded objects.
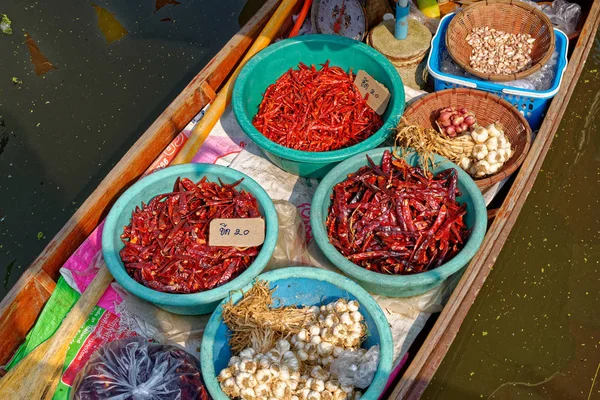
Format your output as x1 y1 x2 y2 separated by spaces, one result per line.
102 164 278 315
310 148 487 297
232 34 405 178
201 267 393 400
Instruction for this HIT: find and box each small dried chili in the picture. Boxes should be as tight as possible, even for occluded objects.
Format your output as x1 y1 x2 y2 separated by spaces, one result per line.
326 150 470 274
252 61 383 152
120 177 262 293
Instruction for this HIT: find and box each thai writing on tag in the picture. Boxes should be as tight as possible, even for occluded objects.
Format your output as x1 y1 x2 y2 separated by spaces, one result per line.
209 218 265 247
354 70 390 115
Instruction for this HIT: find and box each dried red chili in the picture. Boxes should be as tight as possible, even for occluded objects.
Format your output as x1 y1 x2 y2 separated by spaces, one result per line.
326 150 470 274
119 177 262 293
252 61 383 152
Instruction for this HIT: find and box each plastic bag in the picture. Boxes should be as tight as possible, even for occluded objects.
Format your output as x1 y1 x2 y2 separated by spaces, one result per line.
408 0 440 34
330 346 380 389
266 200 313 269
541 0 582 35
71 337 209 400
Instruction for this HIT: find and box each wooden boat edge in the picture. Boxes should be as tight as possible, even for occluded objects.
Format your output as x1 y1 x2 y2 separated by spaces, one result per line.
0 0 288 366
391 1 600 398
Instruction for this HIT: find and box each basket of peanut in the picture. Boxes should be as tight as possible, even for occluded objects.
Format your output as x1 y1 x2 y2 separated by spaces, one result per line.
446 0 555 82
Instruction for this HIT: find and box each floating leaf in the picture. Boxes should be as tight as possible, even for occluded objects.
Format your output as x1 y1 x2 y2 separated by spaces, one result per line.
155 0 181 12
0 14 12 35
24 32 57 76
37 232 43 240
11 77 22 85
160 17 173 22
92 3 128 44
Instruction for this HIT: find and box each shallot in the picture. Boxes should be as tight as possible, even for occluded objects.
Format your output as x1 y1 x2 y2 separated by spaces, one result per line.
435 107 477 137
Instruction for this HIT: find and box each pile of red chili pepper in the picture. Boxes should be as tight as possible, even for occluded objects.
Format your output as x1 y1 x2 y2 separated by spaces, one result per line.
252 61 383 152
120 177 262 294
326 150 470 274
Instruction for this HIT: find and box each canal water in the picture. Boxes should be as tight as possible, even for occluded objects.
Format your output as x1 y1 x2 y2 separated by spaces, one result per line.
424 32 600 399
0 0 264 298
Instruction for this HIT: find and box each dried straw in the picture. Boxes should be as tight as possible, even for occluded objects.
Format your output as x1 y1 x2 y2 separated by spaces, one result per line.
222 280 316 353
394 118 475 173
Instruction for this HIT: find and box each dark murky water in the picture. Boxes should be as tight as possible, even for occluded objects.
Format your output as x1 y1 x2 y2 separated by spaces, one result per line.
424 32 600 399
0 0 264 297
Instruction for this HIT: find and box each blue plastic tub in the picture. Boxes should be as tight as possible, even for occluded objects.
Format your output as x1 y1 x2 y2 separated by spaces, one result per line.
310 148 487 297
102 164 278 315
233 34 405 178
201 267 394 400
428 13 568 131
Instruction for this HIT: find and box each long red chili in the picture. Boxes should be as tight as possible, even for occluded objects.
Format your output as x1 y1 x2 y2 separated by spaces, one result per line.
119 177 262 293
326 150 470 274
252 61 383 152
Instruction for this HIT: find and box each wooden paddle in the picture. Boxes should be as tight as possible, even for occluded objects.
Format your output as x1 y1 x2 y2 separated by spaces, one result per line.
171 0 299 165
0 1 297 398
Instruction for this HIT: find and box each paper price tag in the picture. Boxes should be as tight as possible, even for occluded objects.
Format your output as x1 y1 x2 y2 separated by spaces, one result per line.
354 70 391 115
209 218 265 247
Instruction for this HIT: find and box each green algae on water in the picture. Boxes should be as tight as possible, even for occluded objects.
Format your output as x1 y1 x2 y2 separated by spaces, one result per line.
0 14 12 35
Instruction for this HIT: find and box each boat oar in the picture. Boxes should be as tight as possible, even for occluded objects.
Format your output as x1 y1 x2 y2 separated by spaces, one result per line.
171 0 299 165
0 263 113 399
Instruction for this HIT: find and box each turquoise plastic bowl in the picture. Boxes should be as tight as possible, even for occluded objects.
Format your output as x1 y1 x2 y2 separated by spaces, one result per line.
102 164 278 315
232 34 405 178
310 148 487 297
201 267 393 399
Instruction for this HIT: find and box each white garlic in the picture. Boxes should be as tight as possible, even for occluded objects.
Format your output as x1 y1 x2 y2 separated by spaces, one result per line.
485 151 499 164
332 324 348 338
321 355 334 366
326 303 334 312
295 340 306 351
221 376 236 389
488 162 501 174
218 367 233 381
333 389 347 400
308 391 322 400
459 157 472 170
279 367 291 382
350 311 363 323
289 380 299 390
310 325 322 336
311 335 322 345
339 312 352 326
471 126 489 143
297 349 309 361
321 327 334 341
344 335 360 348
324 315 336 328
277 339 291 353
299 387 311 400
473 144 488 160
325 380 340 392
228 356 241 367
311 365 330 381
317 342 334 356
309 305 320 315
498 134 508 148
320 305 327 313
235 372 255 388
255 368 271 384
475 160 491 177
333 346 344 358
240 387 256 399
298 329 309 342
347 300 359 312
486 136 499 151
308 352 318 361
334 299 348 313
311 378 326 392
240 359 257 374
240 348 256 360
322 391 334 400
271 380 289 398
291 396 300 400
270 361 282 377
487 123 503 138
254 383 270 397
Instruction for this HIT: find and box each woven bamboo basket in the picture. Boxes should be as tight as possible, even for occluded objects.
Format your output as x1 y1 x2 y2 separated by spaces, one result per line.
446 0 555 82
403 88 531 190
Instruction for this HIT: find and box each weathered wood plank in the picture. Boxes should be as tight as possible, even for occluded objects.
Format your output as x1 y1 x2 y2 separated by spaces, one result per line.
391 1 600 398
0 0 283 365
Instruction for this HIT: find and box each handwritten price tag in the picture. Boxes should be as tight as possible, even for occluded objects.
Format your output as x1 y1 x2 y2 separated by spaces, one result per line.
209 218 265 247
354 70 390 115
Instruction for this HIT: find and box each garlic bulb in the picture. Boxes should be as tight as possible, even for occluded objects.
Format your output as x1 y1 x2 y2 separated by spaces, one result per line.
459 157 472 170
473 144 488 160
486 136 499 151
487 122 502 138
471 126 489 143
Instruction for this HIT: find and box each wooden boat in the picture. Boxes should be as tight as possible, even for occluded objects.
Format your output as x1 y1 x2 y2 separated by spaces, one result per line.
0 0 598 397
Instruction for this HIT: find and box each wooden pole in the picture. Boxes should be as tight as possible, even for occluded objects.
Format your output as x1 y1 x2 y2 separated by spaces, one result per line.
171 0 299 165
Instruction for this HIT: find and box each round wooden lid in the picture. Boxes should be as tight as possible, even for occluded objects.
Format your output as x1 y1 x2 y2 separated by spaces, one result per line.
369 19 432 61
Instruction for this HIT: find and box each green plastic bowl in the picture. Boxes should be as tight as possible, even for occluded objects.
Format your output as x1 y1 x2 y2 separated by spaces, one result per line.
310 148 487 297
102 164 278 315
201 267 393 400
232 34 405 178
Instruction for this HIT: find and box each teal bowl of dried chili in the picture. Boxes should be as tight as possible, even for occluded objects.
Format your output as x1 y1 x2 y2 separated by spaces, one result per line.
232 34 405 179
102 163 278 315
310 147 487 297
